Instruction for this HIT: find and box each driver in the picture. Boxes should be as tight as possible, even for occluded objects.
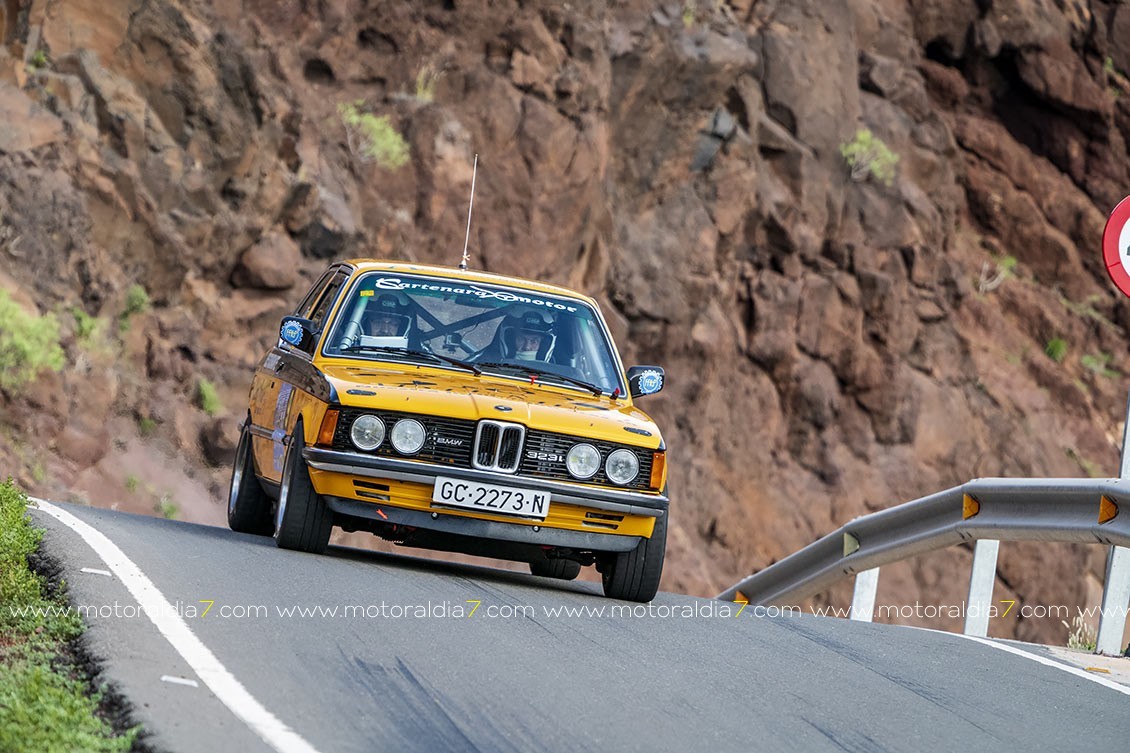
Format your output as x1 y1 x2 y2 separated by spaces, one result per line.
504 311 555 362
514 330 545 361
366 311 404 337
359 293 412 347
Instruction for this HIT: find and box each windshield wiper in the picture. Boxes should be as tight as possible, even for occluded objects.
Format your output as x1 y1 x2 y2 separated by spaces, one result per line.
343 345 481 375
476 362 607 397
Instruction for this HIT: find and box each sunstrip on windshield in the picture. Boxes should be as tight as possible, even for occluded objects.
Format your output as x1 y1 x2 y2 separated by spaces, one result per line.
371 277 579 312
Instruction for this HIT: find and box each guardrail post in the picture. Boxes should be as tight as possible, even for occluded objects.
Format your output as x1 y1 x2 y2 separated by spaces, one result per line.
964 539 999 637
850 568 879 622
1096 390 1130 655
1097 546 1130 655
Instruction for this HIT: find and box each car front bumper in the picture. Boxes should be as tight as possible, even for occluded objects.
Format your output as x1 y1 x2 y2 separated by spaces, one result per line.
302 447 669 516
302 446 668 554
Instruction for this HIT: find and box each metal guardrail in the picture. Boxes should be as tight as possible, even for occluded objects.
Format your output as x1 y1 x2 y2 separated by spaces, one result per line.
715 477 1130 654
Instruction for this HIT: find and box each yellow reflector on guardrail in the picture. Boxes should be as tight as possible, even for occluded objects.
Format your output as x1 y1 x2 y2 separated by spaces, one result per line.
963 494 981 519
843 532 860 557
1100 495 1119 524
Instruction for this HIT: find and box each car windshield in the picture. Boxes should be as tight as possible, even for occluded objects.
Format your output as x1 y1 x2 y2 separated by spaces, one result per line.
323 272 626 395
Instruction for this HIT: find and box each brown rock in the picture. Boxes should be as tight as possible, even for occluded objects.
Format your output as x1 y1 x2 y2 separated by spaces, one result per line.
510 51 550 96
55 426 108 467
1016 39 1110 118
0 82 64 153
200 417 238 467
915 300 946 322
231 232 302 290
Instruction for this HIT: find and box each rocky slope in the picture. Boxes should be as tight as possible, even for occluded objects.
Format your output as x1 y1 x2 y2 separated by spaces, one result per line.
3 0 1130 643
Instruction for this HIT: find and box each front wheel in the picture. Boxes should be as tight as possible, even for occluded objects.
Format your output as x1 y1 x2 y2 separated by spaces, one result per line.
228 419 273 535
599 512 666 602
274 421 334 553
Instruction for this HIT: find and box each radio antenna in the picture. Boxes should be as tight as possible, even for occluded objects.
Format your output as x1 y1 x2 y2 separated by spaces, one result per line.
459 154 479 271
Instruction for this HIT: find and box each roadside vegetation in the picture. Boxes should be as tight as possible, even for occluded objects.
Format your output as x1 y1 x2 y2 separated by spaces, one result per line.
118 284 150 332
338 100 410 169
1062 613 1097 652
0 290 65 393
0 479 138 752
840 128 900 186
1044 337 1068 364
196 378 222 417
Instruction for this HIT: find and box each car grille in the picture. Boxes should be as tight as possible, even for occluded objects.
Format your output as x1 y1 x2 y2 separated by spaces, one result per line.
332 409 654 490
473 420 525 473
520 429 654 491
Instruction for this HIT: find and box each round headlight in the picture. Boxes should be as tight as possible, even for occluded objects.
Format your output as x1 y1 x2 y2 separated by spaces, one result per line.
605 449 640 485
566 443 601 479
390 419 426 454
350 414 385 451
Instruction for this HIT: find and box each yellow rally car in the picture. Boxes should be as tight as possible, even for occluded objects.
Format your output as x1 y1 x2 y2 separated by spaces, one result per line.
227 261 669 601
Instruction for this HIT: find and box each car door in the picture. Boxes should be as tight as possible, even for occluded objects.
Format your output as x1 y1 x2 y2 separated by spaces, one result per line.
249 267 348 486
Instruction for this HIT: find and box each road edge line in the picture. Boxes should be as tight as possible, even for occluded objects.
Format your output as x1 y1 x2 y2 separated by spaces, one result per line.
31 498 323 753
913 626 1130 698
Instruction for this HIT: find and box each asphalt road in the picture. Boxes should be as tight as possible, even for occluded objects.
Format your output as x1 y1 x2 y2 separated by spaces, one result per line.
31 502 1130 753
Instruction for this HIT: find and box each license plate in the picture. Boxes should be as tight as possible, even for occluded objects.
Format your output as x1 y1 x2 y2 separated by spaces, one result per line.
432 477 550 520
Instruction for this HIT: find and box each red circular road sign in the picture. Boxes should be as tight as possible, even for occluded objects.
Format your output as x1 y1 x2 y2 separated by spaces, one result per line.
1103 195 1130 297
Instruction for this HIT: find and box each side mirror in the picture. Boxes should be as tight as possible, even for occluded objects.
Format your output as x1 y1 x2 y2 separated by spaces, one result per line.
279 316 317 353
626 366 664 398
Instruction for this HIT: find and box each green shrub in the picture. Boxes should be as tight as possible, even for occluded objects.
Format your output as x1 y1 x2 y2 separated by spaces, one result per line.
682 2 696 28
415 66 440 102
0 290 65 392
0 479 48 628
124 475 139 494
1081 353 1118 378
27 49 48 70
155 493 178 520
71 308 99 341
197 379 222 417
840 128 900 186
118 284 150 333
123 284 149 317
338 101 410 169
1044 338 1068 363
137 416 157 436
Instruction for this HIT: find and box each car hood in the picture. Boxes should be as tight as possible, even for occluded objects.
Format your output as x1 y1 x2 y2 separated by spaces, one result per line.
320 362 663 449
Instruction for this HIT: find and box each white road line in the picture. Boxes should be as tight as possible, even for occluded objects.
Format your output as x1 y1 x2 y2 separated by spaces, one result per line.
160 675 200 688
81 567 113 577
32 498 322 753
925 628 1130 698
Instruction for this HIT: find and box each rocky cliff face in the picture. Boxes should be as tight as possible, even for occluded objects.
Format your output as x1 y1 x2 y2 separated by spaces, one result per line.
2 0 1130 643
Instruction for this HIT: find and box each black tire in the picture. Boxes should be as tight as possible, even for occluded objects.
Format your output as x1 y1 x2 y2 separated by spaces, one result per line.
529 558 582 580
600 512 666 602
274 421 334 553
228 419 273 535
